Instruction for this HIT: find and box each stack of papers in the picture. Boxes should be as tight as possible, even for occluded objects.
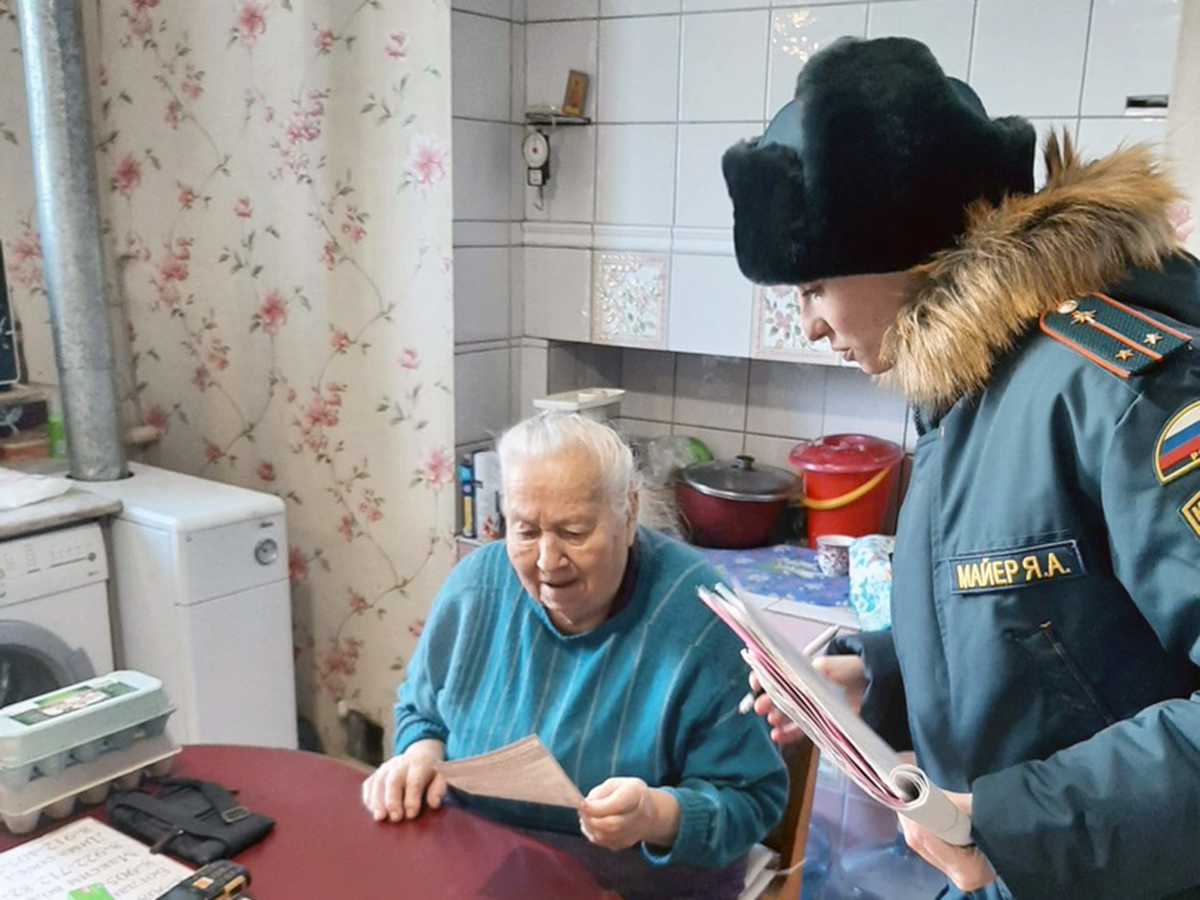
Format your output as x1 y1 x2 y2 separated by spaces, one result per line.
699 583 972 846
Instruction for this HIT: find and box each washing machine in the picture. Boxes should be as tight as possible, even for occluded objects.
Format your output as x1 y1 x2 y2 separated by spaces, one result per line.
0 521 113 707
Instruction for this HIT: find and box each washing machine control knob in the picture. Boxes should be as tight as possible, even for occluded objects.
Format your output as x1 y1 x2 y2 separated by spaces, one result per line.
255 537 279 565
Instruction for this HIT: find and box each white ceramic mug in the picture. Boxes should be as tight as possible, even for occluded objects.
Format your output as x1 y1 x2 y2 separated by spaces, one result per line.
815 533 854 577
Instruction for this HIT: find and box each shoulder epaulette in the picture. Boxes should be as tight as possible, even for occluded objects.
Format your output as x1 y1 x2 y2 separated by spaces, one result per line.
1039 292 1192 378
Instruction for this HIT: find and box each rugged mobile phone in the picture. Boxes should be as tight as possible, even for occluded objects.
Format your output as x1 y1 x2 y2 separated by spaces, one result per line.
155 860 250 900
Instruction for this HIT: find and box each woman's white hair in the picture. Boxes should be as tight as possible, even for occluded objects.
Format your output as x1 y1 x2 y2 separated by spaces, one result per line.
496 412 641 517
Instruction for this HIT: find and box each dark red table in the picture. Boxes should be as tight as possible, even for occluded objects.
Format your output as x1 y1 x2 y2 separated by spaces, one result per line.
0 744 621 899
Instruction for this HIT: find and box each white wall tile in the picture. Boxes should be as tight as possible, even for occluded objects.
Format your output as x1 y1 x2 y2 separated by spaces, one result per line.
511 23 527 122
673 353 749 427
510 123 530 219
677 424 746 460
745 358 827 439
773 0 868 6
456 347 513 446
455 247 511 344
969 0 1091 117
683 0 762 10
526 0 599 20
453 0 510 16
766 5 869 115
675 123 754 228
596 125 678 225
510 245 526 336
1081 0 1180 117
820 367 907 445
516 338 549 419
524 246 593 342
524 125 598 221
743 432 802 472
453 11 512 121
602 0 680 15
598 16 681 122
1075 116 1167 159
667 254 754 356
620 348 677 420
453 119 513 221
617 417 673 440
680 10 771 122
526 20 599 117
866 0 974 80
547 342 623 390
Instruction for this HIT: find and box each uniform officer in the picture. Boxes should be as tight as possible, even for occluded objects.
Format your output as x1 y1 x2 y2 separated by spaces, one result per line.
723 35 1200 900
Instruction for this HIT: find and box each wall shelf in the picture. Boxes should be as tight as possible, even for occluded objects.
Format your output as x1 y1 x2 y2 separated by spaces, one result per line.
524 111 590 127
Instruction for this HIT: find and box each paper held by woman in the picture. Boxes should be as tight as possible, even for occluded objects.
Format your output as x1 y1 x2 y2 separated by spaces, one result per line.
433 735 585 808
698 584 972 847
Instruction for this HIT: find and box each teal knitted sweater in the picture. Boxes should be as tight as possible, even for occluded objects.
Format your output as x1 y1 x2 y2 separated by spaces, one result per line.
394 526 787 867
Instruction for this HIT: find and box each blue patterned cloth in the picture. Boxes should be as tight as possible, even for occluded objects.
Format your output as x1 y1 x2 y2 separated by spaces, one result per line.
848 535 895 630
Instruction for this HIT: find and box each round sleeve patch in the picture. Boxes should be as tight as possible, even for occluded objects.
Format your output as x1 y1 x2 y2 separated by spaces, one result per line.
1155 400 1200 484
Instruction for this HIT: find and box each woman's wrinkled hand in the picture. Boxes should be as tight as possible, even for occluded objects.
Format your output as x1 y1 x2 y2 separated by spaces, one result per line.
578 777 681 851
361 738 448 823
897 792 996 893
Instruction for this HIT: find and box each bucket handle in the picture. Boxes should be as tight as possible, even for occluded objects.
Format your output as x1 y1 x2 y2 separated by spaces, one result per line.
801 465 893 511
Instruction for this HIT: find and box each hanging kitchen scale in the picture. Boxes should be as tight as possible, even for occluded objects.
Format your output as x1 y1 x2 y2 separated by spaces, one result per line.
522 129 550 187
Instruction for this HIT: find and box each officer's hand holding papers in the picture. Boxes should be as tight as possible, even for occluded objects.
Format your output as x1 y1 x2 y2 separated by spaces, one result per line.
698 583 973 846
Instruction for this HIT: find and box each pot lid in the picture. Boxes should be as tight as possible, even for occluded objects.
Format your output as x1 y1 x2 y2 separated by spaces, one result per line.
678 455 798 502
788 433 904 474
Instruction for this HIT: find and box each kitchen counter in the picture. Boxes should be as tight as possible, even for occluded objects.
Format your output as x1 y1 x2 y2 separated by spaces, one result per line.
0 489 121 541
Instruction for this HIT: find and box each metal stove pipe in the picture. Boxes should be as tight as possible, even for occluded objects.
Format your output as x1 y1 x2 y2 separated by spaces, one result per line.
16 0 125 480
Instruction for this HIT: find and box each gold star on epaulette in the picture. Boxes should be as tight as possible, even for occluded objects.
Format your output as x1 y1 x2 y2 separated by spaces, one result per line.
1145 332 1163 346
1115 349 1134 361
1071 310 1096 325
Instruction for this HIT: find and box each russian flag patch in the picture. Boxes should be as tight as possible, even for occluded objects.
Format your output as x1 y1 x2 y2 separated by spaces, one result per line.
1156 401 1200 484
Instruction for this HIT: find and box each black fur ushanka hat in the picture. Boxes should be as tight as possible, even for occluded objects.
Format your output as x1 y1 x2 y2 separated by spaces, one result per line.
722 36 1037 286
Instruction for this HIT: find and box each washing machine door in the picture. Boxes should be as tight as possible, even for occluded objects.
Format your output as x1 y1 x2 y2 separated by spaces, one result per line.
0 620 97 707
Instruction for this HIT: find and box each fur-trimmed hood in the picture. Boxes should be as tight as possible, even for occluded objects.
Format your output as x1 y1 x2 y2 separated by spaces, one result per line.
881 134 1189 411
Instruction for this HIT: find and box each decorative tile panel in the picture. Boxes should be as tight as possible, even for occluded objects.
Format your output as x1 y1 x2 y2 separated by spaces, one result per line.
591 252 669 349
752 285 840 365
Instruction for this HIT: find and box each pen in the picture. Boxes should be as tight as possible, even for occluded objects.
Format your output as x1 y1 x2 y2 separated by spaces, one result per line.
737 624 842 714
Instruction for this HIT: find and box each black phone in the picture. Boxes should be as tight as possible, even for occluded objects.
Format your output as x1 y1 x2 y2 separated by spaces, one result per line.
155 860 250 900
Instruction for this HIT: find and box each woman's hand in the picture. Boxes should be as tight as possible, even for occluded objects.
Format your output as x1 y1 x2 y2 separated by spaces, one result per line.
897 792 996 893
361 738 448 823
579 777 681 851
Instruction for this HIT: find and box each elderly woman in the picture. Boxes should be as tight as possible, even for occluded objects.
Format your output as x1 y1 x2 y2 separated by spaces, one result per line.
361 412 787 900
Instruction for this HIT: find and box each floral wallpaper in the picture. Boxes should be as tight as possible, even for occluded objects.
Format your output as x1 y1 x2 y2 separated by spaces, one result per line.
0 0 456 756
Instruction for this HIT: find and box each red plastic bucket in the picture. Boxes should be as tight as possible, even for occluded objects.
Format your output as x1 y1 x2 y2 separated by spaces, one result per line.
789 434 903 548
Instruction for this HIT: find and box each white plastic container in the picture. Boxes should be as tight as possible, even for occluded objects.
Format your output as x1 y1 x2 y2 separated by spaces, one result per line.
532 387 624 421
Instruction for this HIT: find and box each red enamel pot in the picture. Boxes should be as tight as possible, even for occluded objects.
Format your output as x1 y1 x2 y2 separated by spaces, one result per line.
674 455 800 549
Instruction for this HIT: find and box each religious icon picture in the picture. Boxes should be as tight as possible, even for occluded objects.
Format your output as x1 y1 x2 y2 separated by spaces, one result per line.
562 70 589 117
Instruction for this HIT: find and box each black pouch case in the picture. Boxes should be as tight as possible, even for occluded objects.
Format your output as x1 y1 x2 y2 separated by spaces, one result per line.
107 777 275 864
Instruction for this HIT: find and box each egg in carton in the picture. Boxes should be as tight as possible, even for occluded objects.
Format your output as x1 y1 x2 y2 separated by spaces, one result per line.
0 670 179 833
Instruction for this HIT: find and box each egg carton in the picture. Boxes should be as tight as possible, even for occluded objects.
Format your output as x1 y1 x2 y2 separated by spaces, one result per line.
0 670 174 790
0 731 179 833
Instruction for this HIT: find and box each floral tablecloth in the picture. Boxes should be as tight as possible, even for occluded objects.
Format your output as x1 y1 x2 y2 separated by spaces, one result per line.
697 543 851 615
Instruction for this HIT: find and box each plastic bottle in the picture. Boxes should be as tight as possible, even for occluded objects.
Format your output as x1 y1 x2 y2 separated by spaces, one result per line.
46 387 66 459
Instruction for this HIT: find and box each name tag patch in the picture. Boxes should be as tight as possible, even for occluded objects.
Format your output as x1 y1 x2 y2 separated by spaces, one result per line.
947 540 1085 594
